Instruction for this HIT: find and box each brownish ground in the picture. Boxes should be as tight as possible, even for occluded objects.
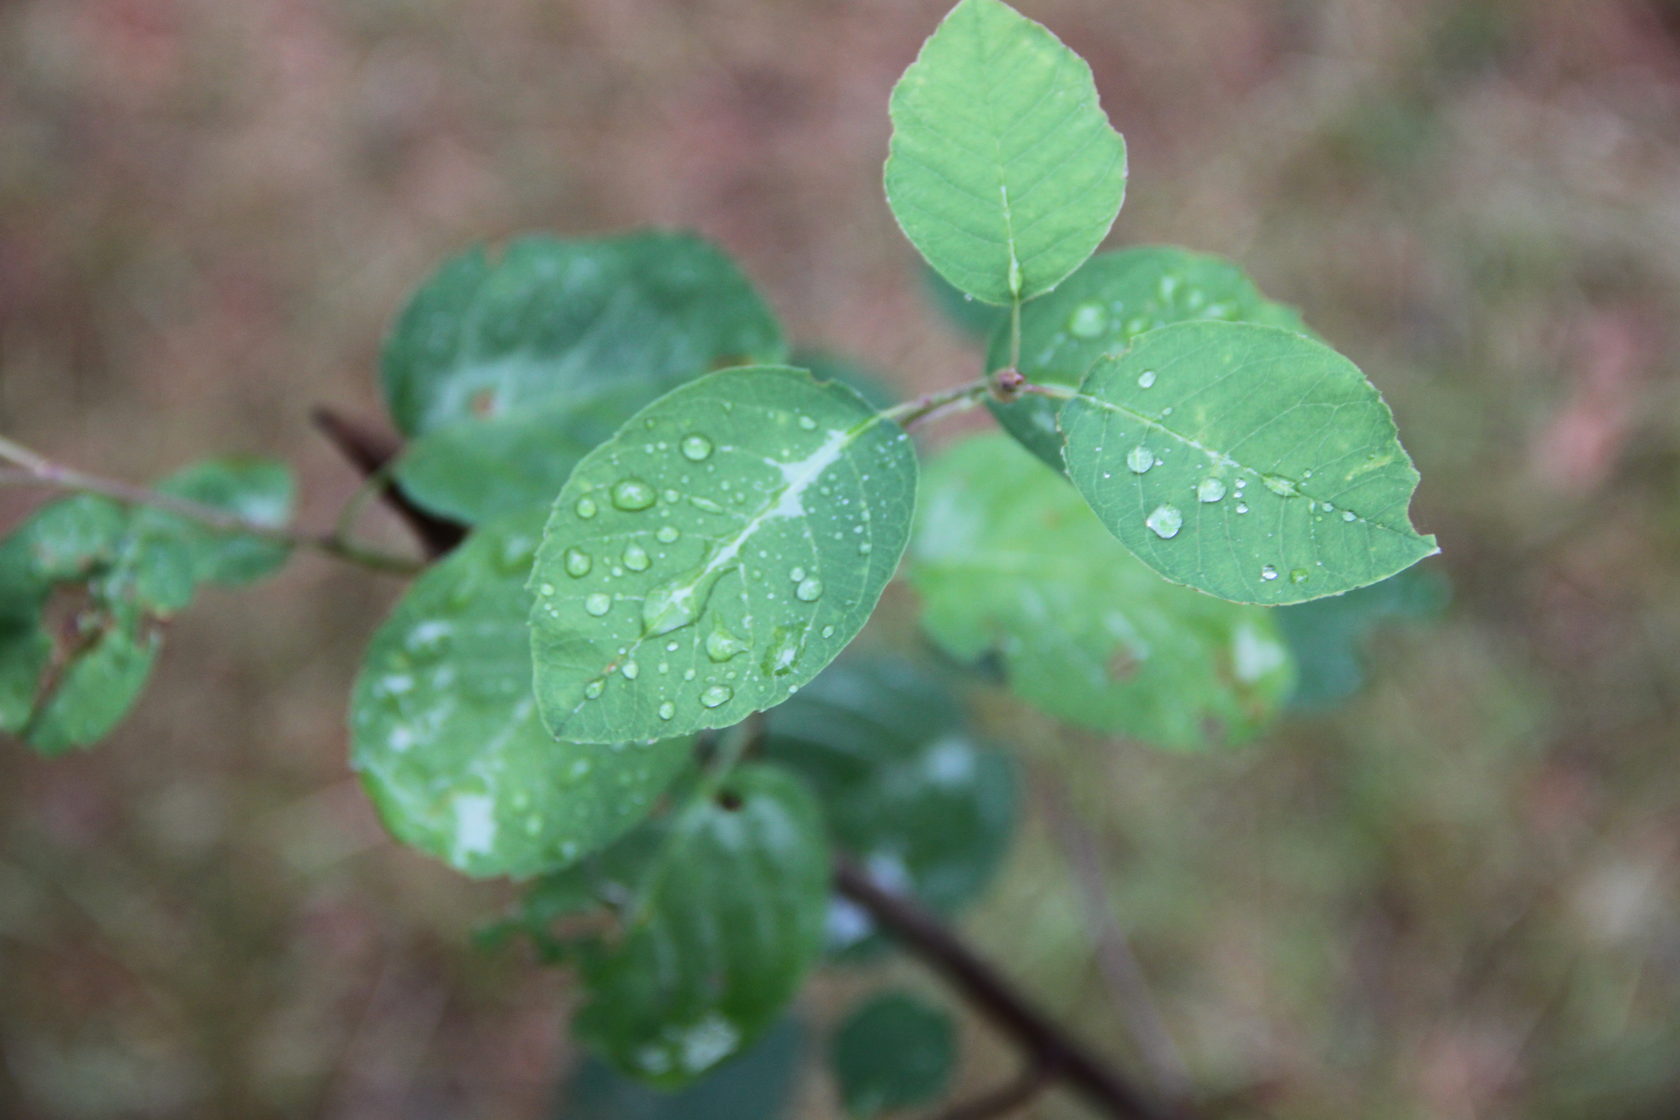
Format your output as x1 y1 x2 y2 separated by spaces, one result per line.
4 1 1680 1117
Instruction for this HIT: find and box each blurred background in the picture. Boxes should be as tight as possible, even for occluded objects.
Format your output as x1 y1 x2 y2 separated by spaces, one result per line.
3 0 1680 1117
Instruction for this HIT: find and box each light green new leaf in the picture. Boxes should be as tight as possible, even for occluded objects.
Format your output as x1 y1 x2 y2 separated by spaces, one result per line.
351 510 692 879
528 367 916 744
885 0 1126 305
380 231 786 438
989 247 1311 467
572 765 829 1088
831 992 956 1118
912 435 1293 747
1060 321 1438 605
763 654 1016 955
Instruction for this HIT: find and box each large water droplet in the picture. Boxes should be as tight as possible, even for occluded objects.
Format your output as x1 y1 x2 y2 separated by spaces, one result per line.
680 434 713 461
1260 565 1279 582
1127 446 1155 474
575 496 598 519
621 660 641 679
658 700 676 720
656 525 680 543
622 543 650 572
795 576 824 602
1342 510 1357 522
789 566 806 582
584 593 612 617
612 479 656 510
700 684 733 709
1145 505 1183 539
1137 369 1158 389
1068 302 1107 339
1197 477 1227 503
584 679 605 699
705 625 749 662
563 548 593 578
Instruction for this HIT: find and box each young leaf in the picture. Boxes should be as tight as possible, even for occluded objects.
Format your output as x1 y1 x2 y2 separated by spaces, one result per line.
1060 321 1438 605
563 1019 806 1120
831 992 956 1118
351 510 692 879
989 246 1311 468
885 0 1126 305
911 435 1293 747
151 458 295 585
528 367 916 745
763 654 1016 954
572 765 829 1087
21 605 160 757
380 231 785 438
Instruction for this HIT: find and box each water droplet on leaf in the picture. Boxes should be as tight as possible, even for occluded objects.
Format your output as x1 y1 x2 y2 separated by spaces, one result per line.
1137 369 1158 389
680 434 713 461
1145 505 1183 539
584 593 612 617
563 548 592 578
1127 446 1155 473
575 497 598 519
1068 302 1107 339
700 684 733 709
1197 477 1226 503
612 479 656 510
795 576 823 602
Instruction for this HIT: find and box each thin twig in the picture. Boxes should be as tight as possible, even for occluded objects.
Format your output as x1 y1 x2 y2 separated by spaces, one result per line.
310 408 465 558
834 858 1179 1120
882 379 992 431
0 442 423 575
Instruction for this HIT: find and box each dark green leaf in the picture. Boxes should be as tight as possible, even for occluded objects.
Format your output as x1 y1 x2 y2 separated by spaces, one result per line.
351 510 692 879
380 231 786 438
1277 565 1448 708
831 992 955 1118
911 435 1293 747
571 765 829 1088
885 0 1127 304
1061 321 1438 605
763 654 1016 953
528 367 916 744
561 1019 805 1120
989 246 1311 468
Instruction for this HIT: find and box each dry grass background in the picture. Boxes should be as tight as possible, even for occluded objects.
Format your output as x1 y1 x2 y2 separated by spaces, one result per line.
3 1 1680 1117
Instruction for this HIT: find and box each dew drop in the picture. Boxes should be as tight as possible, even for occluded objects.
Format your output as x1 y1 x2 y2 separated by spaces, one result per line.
705 626 749 662
700 684 733 709
821 625 835 638
538 582 556 597
575 496 598 519
612 479 656 510
1126 446 1155 474
680 434 713 461
584 593 612 617
498 535 535 572
1197 477 1227 503
1260 565 1279 582
1145 505 1183 539
621 660 641 679
1068 302 1107 339
1289 568 1310 585
563 548 593 578
1235 502 1249 514
584 679 605 699
858 542 872 555
795 577 824 602
656 525 680 544
1261 474 1298 498
622 543 650 572
1137 369 1158 389
658 701 676 721
690 495 725 514
763 627 799 676
789 566 806 582
797 415 818 431
1342 510 1357 522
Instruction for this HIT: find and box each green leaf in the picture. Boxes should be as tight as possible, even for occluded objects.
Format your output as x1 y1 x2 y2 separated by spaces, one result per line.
528 367 916 745
920 263 1008 342
1060 321 1438 605
0 460 295 753
561 1019 805 1120
989 247 1311 468
1277 565 1447 708
380 231 786 438
151 458 295 585
885 0 1127 304
831 992 956 1118
763 654 1016 953
351 510 692 879
572 765 829 1088
393 398 626 525
911 435 1293 747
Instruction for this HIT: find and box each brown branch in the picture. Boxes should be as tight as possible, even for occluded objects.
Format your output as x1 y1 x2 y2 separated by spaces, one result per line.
319 404 1184 1120
834 858 1180 1120
309 407 465 558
